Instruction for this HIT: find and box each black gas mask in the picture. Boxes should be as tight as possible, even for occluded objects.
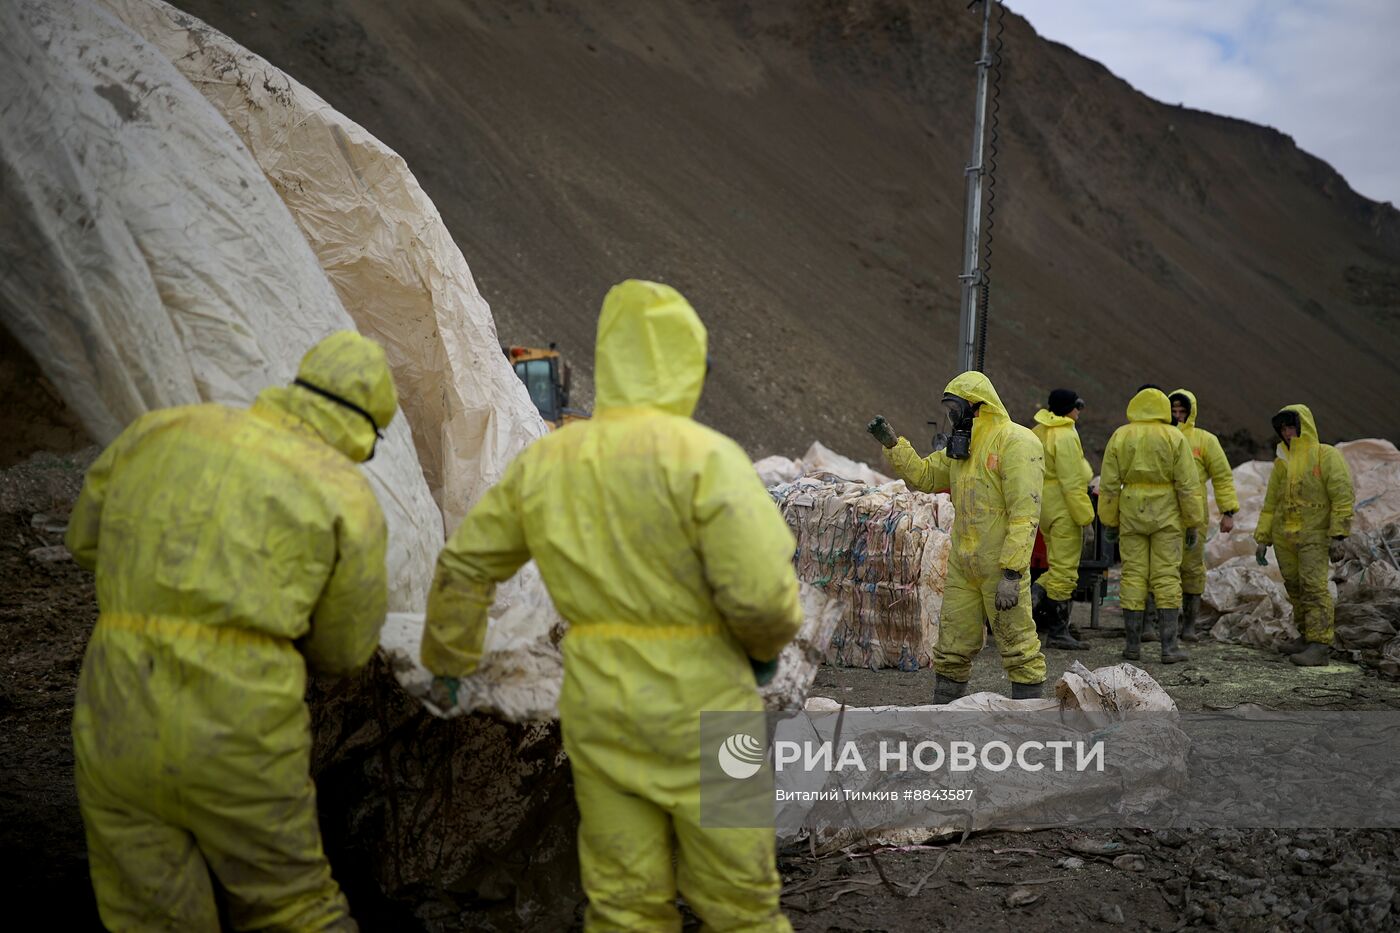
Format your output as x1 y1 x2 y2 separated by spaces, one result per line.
1271 410 1301 446
933 393 978 460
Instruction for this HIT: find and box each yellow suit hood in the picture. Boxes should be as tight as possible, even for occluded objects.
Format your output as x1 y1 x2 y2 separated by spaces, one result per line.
257 330 399 463
594 279 707 417
1127 388 1172 425
1278 403 1319 445
1170 388 1199 429
945 371 1009 422
1033 408 1075 429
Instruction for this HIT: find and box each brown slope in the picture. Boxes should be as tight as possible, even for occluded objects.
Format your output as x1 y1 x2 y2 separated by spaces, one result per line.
166 0 1400 464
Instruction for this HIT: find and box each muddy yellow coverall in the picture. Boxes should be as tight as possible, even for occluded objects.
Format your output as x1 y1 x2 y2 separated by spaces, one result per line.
1255 404 1354 645
1098 388 1203 612
1031 408 1095 603
882 372 1047 686
66 331 396 932
1169 389 1240 595
422 280 803 932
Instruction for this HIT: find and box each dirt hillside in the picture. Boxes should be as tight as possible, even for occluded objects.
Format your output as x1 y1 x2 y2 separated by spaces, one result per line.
118 0 1400 462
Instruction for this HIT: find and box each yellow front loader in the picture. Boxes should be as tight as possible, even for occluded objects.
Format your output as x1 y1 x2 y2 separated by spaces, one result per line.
504 344 590 430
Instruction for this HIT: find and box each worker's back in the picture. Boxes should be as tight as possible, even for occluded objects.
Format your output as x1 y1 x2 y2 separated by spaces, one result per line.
502 283 801 740
67 399 382 642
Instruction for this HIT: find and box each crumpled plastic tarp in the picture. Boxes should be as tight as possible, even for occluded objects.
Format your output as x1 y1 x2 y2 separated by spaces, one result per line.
754 454 805 487
802 440 893 487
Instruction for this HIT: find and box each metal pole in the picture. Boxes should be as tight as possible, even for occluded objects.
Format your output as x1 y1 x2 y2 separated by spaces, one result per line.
956 0 995 374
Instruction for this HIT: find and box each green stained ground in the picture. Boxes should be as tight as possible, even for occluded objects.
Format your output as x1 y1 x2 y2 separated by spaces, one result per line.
812 601 1400 712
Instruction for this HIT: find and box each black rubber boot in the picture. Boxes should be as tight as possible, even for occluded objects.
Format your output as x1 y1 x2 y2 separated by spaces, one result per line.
1045 599 1086 650
1180 594 1202 643
1279 636 1309 655
1290 643 1332 667
1122 610 1144 661
933 674 969 705
1030 582 1053 633
1011 681 1045 700
1159 608 1190 664
1142 595 1159 643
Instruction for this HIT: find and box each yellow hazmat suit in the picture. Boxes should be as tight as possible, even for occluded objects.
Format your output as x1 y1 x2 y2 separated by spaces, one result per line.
66 330 395 932
883 373 1047 685
422 280 803 932
1170 389 1240 595
1098 389 1203 611
1255 404 1354 645
1031 409 1095 602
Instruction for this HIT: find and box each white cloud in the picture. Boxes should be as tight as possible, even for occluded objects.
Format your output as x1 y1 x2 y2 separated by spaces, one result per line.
1008 0 1400 204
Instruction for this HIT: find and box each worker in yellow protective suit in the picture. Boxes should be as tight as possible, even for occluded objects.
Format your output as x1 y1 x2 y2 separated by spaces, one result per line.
868 372 1047 702
1166 389 1240 642
1098 387 1202 664
421 280 803 932
66 330 396 931
1031 389 1095 650
1254 404 1354 667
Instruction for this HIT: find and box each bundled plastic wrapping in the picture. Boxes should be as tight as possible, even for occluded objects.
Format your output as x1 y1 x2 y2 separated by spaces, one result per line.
773 476 952 670
0 0 441 610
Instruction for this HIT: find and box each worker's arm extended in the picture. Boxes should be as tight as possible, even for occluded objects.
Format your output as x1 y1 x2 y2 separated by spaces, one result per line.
1056 430 1095 527
884 437 952 493
300 489 389 677
1323 446 1355 539
695 439 803 663
999 430 1045 573
421 457 533 678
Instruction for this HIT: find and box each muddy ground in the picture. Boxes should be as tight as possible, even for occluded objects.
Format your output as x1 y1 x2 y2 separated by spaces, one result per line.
4 451 1400 931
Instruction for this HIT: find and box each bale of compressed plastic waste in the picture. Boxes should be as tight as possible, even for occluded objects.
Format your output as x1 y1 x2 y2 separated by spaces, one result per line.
771 474 952 670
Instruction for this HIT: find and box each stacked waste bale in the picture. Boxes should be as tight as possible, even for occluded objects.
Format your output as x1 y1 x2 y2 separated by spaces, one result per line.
771 476 951 670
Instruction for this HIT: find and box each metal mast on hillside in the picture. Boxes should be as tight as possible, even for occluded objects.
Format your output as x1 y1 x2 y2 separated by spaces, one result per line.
956 0 1003 373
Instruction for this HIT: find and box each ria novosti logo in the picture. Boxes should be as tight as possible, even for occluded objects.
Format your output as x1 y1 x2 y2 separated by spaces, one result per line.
717 732 766 779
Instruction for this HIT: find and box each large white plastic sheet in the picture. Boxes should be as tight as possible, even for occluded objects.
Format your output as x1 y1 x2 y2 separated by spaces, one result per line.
0 0 572 722
96 0 549 529
86 0 563 718
0 0 444 608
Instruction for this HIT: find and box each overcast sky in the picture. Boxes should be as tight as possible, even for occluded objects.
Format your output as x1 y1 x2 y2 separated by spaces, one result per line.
1007 0 1400 206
